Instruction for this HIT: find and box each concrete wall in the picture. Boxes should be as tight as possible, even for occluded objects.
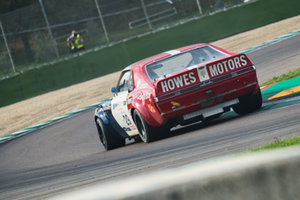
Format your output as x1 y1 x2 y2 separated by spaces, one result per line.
51 147 300 200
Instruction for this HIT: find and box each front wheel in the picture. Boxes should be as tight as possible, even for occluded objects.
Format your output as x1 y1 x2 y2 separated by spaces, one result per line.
233 89 262 115
96 118 125 150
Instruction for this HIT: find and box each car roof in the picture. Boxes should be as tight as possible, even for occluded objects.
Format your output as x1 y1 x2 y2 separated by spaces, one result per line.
122 43 210 72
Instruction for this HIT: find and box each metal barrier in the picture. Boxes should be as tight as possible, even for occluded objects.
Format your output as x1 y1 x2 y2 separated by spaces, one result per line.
0 0 246 77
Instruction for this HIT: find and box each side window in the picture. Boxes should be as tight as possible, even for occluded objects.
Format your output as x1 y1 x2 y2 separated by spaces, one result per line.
117 71 133 92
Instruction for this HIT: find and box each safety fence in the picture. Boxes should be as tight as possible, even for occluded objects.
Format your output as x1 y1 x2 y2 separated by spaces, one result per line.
0 0 246 78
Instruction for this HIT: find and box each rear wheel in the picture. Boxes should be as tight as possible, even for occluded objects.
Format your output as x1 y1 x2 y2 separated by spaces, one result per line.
233 89 262 115
96 118 125 150
133 110 169 143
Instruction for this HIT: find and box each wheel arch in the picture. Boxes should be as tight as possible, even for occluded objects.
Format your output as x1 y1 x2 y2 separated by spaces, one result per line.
130 101 162 127
95 108 129 139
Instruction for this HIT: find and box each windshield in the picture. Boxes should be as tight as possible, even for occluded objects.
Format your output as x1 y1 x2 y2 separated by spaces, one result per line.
146 46 228 80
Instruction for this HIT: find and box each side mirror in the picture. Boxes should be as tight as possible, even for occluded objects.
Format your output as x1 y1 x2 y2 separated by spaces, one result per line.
111 87 117 94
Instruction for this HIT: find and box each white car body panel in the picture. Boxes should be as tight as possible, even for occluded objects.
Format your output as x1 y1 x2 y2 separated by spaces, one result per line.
111 91 138 136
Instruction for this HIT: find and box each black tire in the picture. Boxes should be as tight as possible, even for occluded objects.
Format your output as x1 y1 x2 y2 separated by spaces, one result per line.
133 110 170 143
133 110 155 143
233 89 262 115
95 118 125 150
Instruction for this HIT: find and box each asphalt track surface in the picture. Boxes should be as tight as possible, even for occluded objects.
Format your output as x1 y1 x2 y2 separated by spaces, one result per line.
1 35 300 200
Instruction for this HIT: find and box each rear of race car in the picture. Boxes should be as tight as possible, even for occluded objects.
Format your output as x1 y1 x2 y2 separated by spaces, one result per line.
149 49 260 125
94 44 262 148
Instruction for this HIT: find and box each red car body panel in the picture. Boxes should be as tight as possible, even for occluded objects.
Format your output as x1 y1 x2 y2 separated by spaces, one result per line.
127 44 259 127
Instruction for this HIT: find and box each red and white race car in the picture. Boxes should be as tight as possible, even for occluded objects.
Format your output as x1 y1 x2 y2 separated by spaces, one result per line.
94 43 262 150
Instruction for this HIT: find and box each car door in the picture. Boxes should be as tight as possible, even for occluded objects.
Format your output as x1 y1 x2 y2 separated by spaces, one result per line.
111 70 138 136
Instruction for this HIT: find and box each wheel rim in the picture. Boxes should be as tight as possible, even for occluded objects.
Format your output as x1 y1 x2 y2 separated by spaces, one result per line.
136 116 146 140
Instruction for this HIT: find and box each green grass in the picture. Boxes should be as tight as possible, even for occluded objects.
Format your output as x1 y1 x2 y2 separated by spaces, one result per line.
252 136 300 151
261 68 300 86
1 0 300 107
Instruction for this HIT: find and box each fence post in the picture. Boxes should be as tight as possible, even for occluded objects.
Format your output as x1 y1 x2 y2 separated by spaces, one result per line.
140 0 152 30
94 0 110 44
196 0 203 15
0 19 16 73
39 0 59 58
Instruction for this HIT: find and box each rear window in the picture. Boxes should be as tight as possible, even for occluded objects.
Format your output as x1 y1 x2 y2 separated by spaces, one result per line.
146 46 228 80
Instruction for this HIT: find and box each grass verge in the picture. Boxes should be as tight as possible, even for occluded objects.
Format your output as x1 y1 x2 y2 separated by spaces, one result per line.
1 0 300 107
261 68 300 86
252 136 300 151
255 69 300 150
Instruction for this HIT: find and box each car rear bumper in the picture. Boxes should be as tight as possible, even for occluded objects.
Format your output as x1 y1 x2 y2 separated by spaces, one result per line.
182 98 239 121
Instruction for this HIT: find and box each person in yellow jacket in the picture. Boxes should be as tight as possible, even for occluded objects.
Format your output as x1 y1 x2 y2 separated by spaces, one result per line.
67 30 84 53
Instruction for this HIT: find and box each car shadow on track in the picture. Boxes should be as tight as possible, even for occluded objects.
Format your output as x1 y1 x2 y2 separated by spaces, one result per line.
169 114 241 139
130 111 244 145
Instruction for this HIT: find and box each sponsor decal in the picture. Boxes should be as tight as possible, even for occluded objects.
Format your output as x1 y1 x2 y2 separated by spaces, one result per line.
158 54 249 94
133 92 152 101
171 101 181 107
208 54 248 78
160 71 197 93
130 125 137 130
171 101 181 110
197 66 210 82
147 104 156 113
122 114 132 126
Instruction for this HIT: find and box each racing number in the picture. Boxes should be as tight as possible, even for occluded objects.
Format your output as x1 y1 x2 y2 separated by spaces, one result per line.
122 114 132 126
